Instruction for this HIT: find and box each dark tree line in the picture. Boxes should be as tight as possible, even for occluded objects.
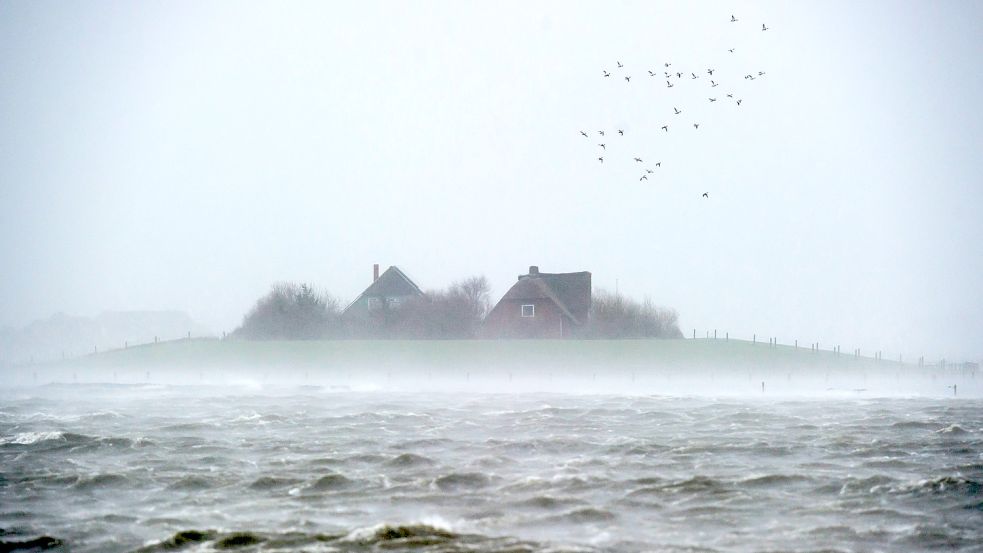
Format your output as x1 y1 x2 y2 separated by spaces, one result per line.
233 279 681 340
233 277 491 340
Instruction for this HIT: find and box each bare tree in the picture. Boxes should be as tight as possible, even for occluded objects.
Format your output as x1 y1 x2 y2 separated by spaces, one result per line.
450 275 491 325
584 288 682 338
351 275 491 339
389 291 473 339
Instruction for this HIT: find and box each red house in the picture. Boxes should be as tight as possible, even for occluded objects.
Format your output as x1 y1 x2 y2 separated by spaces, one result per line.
482 266 591 338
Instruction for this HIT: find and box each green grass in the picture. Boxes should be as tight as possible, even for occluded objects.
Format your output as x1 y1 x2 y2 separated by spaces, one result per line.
51 337 893 373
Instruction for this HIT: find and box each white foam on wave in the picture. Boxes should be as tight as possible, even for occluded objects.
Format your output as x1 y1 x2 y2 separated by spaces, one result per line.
340 522 389 542
231 412 263 423
339 515 456 542
934 424 969 434
85 410 126 419
419 514 454 532
0 430 66 445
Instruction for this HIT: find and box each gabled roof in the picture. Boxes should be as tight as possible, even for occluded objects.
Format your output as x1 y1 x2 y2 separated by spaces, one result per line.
500 270 592 324
342 266 424 314
536 271 591 322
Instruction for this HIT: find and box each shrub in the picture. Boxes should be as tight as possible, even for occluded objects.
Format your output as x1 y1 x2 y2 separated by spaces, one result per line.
584 289 682 339
234 283 341 340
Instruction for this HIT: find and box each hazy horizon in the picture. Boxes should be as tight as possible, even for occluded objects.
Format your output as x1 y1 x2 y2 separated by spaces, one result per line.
2 1 981 361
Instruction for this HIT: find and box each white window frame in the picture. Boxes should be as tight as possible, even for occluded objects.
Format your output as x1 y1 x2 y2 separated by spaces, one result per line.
521 304 535 318
386 297 402 308
367 297 381 311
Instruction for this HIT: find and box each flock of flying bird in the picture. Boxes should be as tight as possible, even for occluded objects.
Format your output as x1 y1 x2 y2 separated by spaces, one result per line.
582 14 770 198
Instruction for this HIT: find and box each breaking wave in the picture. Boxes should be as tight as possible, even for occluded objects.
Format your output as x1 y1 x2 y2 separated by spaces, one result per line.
137 524 547 553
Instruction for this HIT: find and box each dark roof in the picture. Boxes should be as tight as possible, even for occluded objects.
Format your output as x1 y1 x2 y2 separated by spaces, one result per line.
342 266 424 314
501 270 591 324
362 266 423 297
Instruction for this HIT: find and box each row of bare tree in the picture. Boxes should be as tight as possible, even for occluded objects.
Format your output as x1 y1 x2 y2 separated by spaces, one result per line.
233 278 681 340
586 289 683 339
343 276 492 339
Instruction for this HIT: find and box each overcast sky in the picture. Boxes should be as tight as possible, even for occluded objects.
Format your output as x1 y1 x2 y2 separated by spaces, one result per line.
1 1 981 360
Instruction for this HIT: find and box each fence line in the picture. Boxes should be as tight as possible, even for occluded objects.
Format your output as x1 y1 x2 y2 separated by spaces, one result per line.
690 328 979 372
9 331 224 368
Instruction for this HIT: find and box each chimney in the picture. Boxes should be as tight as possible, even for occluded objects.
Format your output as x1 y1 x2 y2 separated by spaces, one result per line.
373 264 379 282
528 265 539 276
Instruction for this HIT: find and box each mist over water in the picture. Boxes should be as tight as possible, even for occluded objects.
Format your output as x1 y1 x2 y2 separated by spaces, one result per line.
2 374 981 552
5 354 980 398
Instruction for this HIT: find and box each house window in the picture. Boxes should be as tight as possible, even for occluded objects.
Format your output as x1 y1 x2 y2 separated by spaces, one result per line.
386 297 402 309
521 304 535 317
367 297 381 311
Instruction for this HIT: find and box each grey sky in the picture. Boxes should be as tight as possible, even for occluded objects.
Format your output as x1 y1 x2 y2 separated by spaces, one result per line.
1 1 981 360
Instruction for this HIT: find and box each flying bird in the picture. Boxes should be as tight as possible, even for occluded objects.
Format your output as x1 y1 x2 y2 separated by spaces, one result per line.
676 72 683 78
664 62 671 67
711 80 718 87
625 75 631 82
661 125 668 132
617 61 623 68
726 93 734 98
709 98 717 102
691 73 699 79
640 174 648 181
758 71 766 76
730 15 738 22
655 162 661 167
598 143 606 150
694 123 700 129
762 23 769 31
728 48 735 53
736 99 742 105
703 192 709 198
598 157 604 163
707 68 715 76
664 71 671 78
603 70 610 77
618 129 624 135
634 157 643 162
580 130 588 137
674 107 682 114
648 70 656 76
646 169 654 174
666 81 674 88
599 130 605 136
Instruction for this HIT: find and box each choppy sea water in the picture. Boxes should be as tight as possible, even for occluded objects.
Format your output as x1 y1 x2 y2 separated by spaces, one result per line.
1 384 981 552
